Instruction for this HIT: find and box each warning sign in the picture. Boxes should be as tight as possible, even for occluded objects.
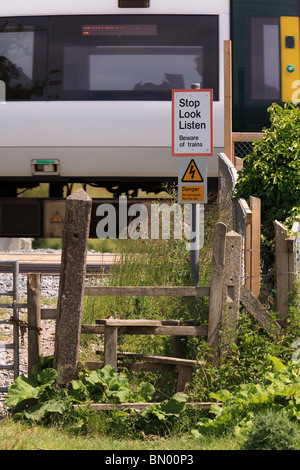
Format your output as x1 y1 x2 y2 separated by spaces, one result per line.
181 185 204 202
51 211 64 223
181 159 204 183
178 157 207 204
172 89 213 156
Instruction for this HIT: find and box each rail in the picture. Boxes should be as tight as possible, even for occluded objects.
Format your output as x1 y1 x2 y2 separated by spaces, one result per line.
0 252 119 275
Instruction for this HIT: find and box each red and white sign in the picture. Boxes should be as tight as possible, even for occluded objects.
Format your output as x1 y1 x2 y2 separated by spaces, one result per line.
172 89 213 156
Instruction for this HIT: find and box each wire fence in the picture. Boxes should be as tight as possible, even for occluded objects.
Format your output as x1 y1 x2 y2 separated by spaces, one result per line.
233 141 255 160
219 152 300 293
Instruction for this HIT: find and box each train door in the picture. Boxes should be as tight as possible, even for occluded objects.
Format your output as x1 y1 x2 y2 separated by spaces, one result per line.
250 16 300 103
232 0 300 132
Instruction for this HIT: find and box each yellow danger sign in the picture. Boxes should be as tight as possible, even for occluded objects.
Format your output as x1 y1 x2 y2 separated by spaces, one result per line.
178 157 207 204
181 185 205 202
181 159 204 183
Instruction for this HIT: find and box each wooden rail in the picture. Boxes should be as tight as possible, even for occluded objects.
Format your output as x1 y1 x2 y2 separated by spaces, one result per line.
41 286 210 320
232 132 263 142
84 285 210 297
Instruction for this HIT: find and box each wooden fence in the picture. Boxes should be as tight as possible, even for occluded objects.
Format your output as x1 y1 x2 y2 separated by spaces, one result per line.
25 222 282 389
219 153 261 298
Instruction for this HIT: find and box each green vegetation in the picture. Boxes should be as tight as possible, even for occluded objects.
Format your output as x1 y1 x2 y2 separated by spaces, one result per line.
5 358 191 439
32 237 117 252
3 197 300 450
241 408 300 451
0 418 240 450
234 102 300 271
2 166 300 449
192 355 300 445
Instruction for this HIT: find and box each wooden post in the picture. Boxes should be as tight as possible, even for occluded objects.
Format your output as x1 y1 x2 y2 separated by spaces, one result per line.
224 40 233 162
234 156 243 173
288 221 299 301
104 326 118 370
245 213 252 290
207 222 227 364
220 230 242 363
275 220 290 324
250 196 261 298
27 273 41 376
53 189 92 385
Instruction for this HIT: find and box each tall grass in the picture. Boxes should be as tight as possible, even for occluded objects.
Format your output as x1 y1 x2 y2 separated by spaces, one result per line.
82 193 220 362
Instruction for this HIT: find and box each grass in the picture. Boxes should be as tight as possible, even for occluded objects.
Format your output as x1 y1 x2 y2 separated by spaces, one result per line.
80 193 220 401
0 418 239 450
4 188 297 451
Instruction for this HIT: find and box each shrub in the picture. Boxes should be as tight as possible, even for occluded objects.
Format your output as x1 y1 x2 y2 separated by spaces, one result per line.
233 102 300 273
192 355 300 439
241 409 300 450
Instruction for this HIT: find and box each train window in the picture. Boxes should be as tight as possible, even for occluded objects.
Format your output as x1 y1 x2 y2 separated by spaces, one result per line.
250 17 281 100
48 15 219 101
0 18 47 100
63 46 203 92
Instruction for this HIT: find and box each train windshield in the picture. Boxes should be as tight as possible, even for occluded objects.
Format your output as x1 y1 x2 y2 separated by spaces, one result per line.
0 15 219 101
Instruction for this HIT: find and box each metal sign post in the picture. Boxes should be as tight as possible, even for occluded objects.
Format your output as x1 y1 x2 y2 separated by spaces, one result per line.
178 156 207 284
172 84 213 285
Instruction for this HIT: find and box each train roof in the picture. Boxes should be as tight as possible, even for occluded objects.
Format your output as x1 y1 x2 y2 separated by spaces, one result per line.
0 0 230 17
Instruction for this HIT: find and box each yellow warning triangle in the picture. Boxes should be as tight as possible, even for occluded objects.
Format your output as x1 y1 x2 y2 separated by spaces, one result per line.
181 159 204 183
51 211 63 223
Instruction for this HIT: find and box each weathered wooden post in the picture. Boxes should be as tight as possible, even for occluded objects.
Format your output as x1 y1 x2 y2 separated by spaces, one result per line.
249 196 261 298
104 325 118 370
207 222 227 364
274 219 299 326
27 273 41 376
220 230 242 363
53 189 92 385
274 220 289 324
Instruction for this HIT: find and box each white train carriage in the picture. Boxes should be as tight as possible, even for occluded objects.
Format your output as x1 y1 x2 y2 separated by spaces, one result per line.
0 0 229 197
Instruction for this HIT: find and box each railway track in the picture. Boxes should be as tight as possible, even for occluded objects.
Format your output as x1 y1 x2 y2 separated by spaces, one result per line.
0 252 121 275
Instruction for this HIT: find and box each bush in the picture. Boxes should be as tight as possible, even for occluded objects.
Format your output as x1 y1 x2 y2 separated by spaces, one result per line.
241 409 300 450
234 102 300 270
192 355 300 440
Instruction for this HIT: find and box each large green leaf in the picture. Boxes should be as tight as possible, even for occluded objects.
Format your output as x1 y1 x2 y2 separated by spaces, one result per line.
107 387 131 403
160 393 188 415
138 382 155 402
5 374 40 407
23 398 70 421
268 355 285 371
38 368 57 386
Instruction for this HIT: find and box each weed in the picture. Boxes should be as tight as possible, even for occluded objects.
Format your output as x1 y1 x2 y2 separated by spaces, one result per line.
241 409 300 450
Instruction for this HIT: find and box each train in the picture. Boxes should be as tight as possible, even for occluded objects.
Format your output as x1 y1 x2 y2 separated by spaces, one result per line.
0 0 299 237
